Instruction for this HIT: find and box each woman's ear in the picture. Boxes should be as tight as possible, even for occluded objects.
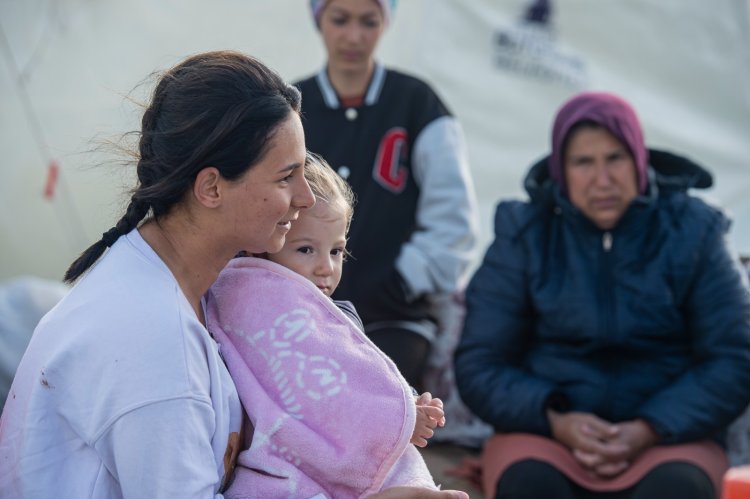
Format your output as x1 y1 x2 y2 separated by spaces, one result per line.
193 167 223 208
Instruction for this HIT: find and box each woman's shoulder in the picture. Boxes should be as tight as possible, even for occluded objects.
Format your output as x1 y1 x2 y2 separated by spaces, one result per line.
23 260 218 441
52 240 215 385
383 67 434 91
383 67 449 106
292 72 317 88
649 148 729 231
54 274 209 368
73 238 192 325
292 73 326 107
658 189 730 236
493 198 548 238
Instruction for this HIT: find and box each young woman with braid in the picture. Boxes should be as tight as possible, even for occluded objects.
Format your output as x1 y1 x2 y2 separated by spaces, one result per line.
206 154 447 498
0 51 468 499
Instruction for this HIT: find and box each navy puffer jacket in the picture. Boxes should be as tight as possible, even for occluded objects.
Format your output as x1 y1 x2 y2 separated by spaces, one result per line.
455 150 750 444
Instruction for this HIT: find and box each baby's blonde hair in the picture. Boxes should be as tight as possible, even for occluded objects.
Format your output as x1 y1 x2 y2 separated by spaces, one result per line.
304 151 355 233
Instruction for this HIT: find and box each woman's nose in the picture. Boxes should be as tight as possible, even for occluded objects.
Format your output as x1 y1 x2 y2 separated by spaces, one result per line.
343 24 362 43
593 162 614 187
294 177 316 209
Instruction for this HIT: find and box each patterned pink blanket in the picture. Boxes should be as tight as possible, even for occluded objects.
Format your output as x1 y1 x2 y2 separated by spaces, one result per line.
206 257 435 498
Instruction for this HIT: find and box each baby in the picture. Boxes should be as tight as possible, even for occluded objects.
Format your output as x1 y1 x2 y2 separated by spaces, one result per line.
207 152 444 498
267 152 445 447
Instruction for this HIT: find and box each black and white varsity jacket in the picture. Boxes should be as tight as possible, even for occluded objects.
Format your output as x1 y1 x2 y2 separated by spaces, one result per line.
295 63 478 331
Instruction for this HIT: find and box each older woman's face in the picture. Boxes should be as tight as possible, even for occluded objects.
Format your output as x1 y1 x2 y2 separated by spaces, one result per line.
564 126 638 230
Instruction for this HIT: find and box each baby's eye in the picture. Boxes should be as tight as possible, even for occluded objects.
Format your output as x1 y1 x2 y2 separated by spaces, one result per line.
297 246 314 255
331 248 346 257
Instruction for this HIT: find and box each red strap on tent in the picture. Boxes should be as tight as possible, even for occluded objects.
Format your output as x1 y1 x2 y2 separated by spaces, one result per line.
44 160 59 200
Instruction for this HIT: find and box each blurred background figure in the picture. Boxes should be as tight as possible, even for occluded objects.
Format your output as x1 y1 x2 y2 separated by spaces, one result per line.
455 92 750 499
0 276 68 412
294 0 479 392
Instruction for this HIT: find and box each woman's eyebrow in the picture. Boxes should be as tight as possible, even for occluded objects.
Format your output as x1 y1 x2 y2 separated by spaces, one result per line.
277 162 303 174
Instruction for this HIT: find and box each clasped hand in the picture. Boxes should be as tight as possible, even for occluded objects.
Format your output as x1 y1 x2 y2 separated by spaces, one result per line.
547 410 658 478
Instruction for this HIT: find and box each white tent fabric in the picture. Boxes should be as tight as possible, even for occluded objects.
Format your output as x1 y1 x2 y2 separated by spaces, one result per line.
2 0 749 280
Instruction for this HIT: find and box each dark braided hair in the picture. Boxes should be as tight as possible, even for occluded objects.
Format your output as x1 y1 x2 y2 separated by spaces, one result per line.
64 51 301 283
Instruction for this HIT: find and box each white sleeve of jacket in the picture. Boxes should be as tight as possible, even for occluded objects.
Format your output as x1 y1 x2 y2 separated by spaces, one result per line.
395 116 479 297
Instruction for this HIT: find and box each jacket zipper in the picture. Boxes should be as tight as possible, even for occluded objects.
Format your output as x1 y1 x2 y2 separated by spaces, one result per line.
599 231 616 418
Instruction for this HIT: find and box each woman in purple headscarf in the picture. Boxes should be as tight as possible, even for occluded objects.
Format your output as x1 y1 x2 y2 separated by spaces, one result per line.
455 92 750 499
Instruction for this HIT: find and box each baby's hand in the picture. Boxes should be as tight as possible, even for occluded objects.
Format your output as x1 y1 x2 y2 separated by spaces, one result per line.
411 392 446 447
417 392 446 428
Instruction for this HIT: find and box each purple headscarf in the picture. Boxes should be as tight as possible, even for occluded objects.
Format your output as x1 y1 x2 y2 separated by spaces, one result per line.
310 0 397 27
549 92 649 195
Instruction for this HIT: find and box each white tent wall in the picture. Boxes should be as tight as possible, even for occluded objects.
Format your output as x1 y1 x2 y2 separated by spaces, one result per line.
2 0 749 281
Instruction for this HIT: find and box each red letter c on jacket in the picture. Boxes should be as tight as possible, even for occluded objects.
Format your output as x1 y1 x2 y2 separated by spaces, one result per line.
373 127 408 193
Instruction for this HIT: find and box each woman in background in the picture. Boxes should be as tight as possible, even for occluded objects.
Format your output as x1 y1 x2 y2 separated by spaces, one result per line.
295 0 479 391
455 91 750 499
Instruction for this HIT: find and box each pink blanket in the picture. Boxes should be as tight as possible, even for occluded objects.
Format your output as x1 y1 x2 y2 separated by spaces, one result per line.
206 257 436 499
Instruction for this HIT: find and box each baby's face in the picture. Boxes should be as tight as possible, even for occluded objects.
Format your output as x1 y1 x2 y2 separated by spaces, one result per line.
268 200 347 297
